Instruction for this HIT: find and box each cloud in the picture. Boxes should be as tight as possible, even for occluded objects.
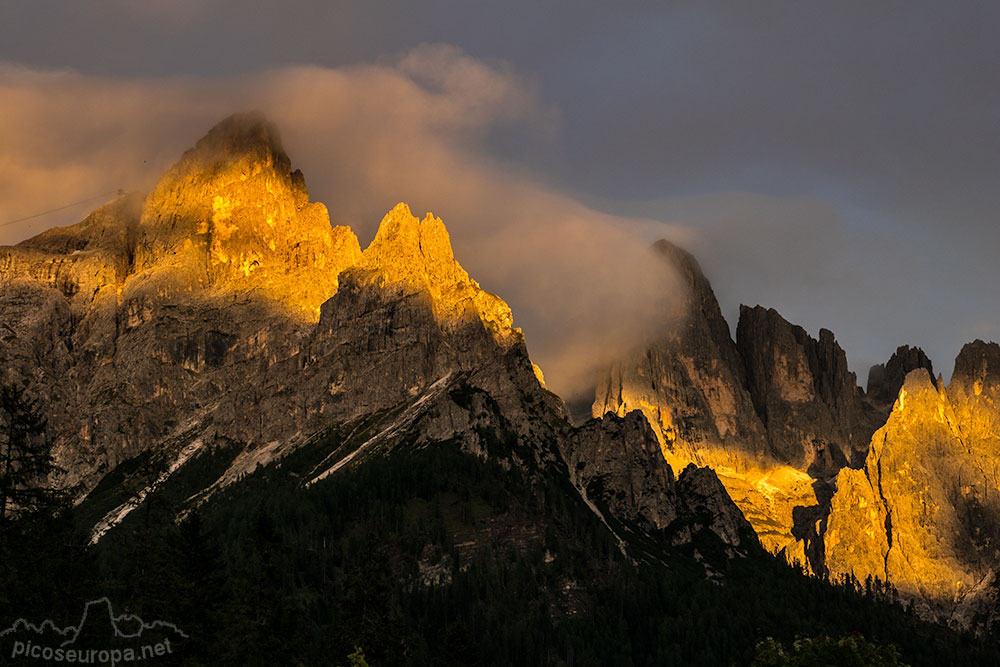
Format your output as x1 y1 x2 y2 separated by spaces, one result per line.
2 3 997 397
0 46 688 401
100 0 220 23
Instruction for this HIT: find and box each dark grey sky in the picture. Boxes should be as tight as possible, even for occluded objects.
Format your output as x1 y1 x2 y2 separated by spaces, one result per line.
1 1 997 392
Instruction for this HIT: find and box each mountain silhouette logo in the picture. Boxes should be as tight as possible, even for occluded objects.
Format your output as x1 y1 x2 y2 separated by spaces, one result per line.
0 598 186 665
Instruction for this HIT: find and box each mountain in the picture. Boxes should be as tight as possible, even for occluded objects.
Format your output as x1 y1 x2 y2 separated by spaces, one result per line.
591 239 1000 627
592 241 885 556
0 112 362 497
736 304 884 475
824 342 1000 629
3 113 1000 664
0 113 752 562
593 241 768 470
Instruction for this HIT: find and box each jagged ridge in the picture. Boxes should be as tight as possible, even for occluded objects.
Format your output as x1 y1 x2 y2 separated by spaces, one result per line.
0 113 753 569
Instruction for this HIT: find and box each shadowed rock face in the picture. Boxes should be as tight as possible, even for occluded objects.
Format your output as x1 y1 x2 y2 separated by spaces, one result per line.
867 345 936 409
0 113 753 563
737 305 882 475
567 411 757 556
951 340 1000 399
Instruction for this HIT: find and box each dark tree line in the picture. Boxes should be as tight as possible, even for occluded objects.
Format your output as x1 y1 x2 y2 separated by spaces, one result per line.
0 383 61 522
0 394 998 666
0 383 91 625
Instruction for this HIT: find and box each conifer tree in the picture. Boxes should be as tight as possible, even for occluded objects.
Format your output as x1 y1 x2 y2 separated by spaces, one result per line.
0 382 62 522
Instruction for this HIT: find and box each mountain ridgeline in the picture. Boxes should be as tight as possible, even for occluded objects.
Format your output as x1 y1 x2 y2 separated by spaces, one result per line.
591 240 1000 631
1 113 998 664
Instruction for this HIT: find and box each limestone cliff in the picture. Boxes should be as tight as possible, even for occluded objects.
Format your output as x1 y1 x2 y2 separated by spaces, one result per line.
591 242 818 554
867 345 936 410
0 113 363 493
737 305 882 475
588 243 1000 626
593 241 766 468
352 203 516 340
131 111 362 318
0 113 751 565
824 348 1000 629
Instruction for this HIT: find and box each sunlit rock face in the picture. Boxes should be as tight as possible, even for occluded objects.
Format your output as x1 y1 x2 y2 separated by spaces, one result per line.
1 114 361 320
351 202 517 341
132 111 362 319
0 113 362 492
0 194 144 305
824 349 1000 629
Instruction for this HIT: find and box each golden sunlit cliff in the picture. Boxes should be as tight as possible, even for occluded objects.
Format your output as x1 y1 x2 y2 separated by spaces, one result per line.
1 113 363 322
130 111 362 318
349 202 518 341
822 345 1000 627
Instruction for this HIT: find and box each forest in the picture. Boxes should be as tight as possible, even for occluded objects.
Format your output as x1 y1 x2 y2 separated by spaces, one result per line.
1 386 998 667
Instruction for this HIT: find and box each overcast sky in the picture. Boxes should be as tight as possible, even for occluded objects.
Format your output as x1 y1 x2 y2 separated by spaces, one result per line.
1 2 997 395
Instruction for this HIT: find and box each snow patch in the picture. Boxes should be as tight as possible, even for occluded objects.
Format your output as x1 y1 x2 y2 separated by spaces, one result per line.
89 437 206 544
307 372 455 486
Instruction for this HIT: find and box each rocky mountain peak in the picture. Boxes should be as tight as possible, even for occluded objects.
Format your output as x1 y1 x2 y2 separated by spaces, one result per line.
593 240 764 460
350 202 517 340
866 345 936 408
590 243 825 555
129 113 360 318
823 361 1000 623
169 111 289 176
361 203 458 283
2 114 363 321
736 305 877 473
651 240 745 376
737 306 819 416
951 340 1000 398
894 366 941 408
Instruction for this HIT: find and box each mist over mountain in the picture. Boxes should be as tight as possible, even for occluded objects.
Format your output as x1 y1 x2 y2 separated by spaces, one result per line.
4 38 997 403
